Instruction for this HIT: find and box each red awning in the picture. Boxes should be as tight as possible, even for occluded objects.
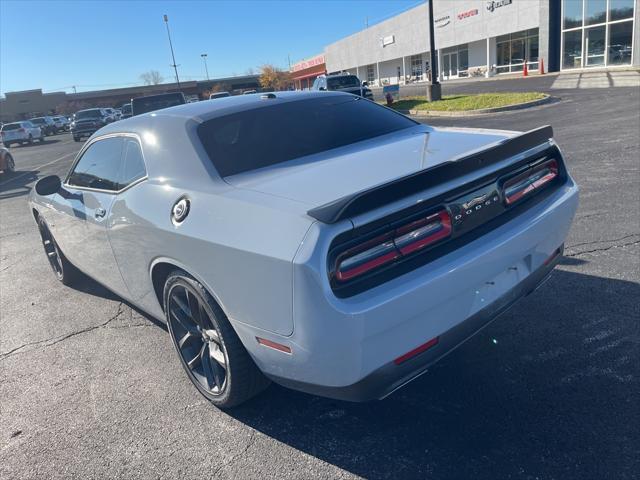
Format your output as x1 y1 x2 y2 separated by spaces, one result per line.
291 64 326 81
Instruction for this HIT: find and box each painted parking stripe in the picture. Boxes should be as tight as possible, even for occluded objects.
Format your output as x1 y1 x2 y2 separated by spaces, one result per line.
0 151 76 187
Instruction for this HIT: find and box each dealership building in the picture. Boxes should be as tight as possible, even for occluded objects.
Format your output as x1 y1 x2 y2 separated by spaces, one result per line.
323 0 638 86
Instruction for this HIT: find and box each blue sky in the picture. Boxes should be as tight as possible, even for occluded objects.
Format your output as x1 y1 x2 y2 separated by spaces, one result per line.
0 0 422 95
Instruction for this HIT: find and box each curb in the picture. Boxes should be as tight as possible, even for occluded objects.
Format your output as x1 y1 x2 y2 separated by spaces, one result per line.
398 94 553 117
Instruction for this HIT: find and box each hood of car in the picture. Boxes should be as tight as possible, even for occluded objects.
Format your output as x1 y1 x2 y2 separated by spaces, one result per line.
225 126 518 208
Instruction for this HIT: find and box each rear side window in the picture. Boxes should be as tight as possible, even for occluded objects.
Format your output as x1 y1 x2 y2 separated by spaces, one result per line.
67 137 124 191
120 139 147 187
197 96 417 177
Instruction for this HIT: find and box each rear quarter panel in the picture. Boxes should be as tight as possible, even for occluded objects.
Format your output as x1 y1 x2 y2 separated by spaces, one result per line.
105 119 313 336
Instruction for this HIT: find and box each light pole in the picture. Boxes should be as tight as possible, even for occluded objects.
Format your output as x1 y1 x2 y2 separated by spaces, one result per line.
163 14 181 90
201 53 210 81
426 0 441 101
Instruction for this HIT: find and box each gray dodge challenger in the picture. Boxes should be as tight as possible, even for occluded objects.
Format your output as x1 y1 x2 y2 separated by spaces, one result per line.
29 92 578 408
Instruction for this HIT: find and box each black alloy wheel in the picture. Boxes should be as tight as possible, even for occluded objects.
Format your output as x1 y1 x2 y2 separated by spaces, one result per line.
164 271 270 408
37 217 78 286
5 155 15 172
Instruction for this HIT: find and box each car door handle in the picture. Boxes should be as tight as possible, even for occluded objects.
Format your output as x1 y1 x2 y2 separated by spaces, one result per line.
95 207 106 219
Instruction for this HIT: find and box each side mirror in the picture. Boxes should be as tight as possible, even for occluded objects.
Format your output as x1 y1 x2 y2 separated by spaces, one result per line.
35 175 61 196
362 81 368 87
318 86 326 91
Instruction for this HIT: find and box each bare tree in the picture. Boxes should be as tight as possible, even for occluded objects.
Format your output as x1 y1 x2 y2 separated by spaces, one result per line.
140 70 164 85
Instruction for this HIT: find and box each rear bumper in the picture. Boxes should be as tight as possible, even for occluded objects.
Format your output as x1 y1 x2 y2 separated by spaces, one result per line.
230 177 578 401
267 247 561 401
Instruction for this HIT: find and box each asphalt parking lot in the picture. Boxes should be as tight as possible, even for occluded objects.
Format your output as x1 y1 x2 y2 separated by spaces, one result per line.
1 77 638 480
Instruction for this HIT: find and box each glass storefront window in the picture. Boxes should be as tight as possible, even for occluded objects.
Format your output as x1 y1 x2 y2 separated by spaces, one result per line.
563 29 583 69
497 41 510 70
562 0 636 69
459 50 469 73
608 21 633 65
563 0 583 29
585 26 606 66
366 65 375 83
585 0 607 25
496 29 539 73
511 38 526 65
527 35 539 62
410 55 422 79
609 0 635 21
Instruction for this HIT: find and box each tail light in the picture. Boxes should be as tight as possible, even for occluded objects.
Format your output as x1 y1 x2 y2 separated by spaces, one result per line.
334 210 452 282
503 159 559 206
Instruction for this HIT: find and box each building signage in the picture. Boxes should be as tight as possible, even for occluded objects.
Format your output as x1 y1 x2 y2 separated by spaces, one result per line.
292 54 325 72
457 9 478 20
435 15 451 28
381 35 395 47
486 0 513 12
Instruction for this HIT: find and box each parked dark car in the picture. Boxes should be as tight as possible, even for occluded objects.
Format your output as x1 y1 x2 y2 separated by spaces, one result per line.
29 116 57 135
120 103 133 119
131 92 186 116
70 108 110 142
311 73 373 99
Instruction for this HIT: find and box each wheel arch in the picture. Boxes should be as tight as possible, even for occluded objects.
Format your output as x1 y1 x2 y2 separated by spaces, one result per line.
149 257 229 320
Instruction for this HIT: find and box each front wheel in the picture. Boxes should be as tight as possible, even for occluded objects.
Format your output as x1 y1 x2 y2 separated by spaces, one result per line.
163 271 270 408
37 217 79 286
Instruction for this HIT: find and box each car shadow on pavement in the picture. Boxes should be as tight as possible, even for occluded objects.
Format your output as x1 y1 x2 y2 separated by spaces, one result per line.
0 170 39 200
71 273 168 332
229 268 639 479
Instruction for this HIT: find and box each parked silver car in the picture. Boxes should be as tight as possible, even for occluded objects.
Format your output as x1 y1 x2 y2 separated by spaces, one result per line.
29 92 578 408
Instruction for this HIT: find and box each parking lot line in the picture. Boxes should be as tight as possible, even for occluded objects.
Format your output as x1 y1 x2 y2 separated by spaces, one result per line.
0 151 76 187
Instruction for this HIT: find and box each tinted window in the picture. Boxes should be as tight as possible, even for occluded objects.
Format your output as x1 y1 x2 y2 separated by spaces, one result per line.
2 123 22 131
198 96 417 177
563 0 583 29
120 139 147 187
327 75 360 89
68 137 124 191
609 0 635 20
131 93 185 115
76 109 101 119
30 118 45 124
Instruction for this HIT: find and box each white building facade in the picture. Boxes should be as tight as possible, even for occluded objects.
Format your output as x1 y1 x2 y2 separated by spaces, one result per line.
324 0 638 86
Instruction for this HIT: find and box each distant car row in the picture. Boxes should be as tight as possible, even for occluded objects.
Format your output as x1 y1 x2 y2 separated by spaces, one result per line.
0 113 74 147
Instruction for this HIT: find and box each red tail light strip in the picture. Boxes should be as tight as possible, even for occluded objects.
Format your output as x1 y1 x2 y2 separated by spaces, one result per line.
503 159 559 206
394 336 439 365
335 210 452 282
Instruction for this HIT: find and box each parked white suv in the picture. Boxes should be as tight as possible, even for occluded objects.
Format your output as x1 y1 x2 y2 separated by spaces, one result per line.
0 121 44 147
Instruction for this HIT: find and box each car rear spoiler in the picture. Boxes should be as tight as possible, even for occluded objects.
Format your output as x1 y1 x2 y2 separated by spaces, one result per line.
306 125 554 224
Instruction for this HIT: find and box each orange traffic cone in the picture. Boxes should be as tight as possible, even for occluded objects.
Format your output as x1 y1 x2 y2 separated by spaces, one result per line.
540 58 545 74
523 62 528 77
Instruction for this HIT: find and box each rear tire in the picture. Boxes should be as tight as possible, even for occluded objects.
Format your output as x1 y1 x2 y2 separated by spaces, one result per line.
163 270 270 408
28 134 33 145
37 217 80 286
73 135 81 142
5 154 14 172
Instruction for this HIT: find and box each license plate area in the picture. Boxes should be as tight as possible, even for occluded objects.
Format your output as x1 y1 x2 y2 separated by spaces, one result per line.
472 256 532 311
